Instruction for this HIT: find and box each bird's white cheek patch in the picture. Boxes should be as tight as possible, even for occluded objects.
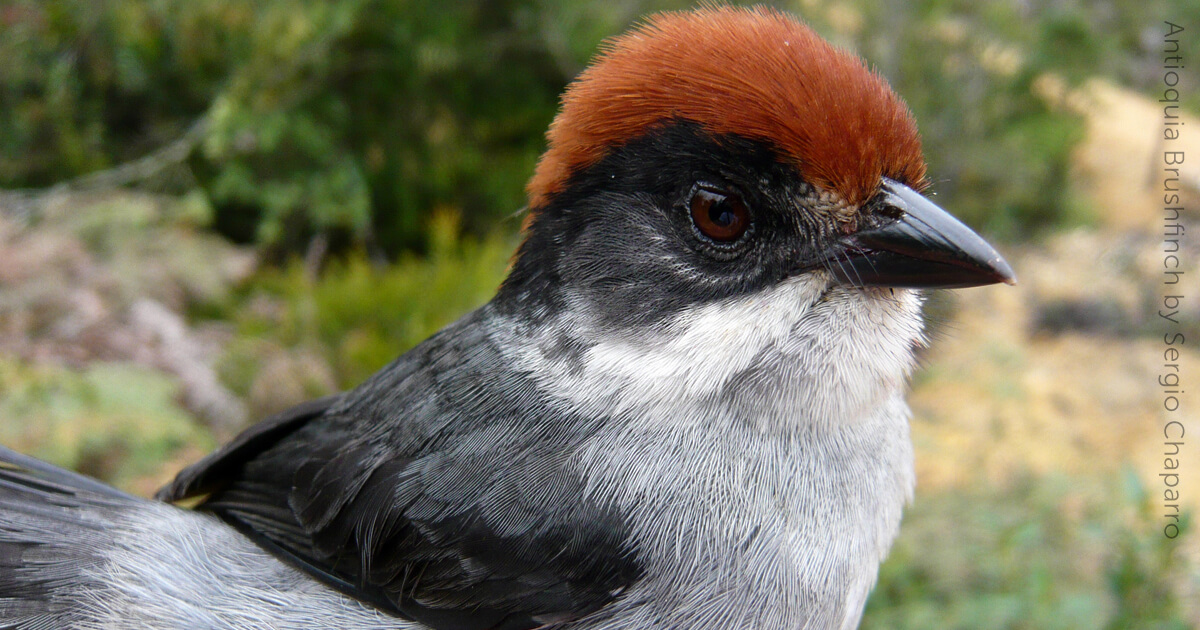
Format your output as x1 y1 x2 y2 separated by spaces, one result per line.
501 277 926 431
580 278 821 401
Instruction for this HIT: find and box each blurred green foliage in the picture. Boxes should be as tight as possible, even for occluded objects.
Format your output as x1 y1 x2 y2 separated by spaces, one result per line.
218 209 514 389
864 469 1194 629
839 0 1200 236
0 358 214 488
0 0 682 253
4 0 1197 253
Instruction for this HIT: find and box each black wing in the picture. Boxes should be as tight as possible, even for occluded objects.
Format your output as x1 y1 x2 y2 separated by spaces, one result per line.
158 395 338 501
158 313 641 630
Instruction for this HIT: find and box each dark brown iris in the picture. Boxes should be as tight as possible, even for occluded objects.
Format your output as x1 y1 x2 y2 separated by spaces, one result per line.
689 186 750 243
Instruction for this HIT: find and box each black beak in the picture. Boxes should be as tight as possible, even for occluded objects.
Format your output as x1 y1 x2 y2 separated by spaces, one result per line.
821 179 1016 289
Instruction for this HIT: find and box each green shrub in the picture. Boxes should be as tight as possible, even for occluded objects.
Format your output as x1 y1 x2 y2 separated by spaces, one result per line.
0 358 214 488
7 0 1189 252
222 210 514 389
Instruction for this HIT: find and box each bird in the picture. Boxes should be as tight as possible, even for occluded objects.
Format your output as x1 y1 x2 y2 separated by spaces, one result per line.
0 6 1015 630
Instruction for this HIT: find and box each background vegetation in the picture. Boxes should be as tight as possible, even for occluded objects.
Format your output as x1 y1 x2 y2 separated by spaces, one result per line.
2 0 1198 627
7 0 1196 250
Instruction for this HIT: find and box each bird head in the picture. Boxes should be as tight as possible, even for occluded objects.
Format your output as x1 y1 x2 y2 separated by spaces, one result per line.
496 7 1013 415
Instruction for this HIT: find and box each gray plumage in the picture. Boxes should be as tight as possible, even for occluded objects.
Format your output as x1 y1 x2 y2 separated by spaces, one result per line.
0 450 411 629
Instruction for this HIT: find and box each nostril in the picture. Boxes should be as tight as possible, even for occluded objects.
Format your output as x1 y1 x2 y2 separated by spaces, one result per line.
877 203 904 221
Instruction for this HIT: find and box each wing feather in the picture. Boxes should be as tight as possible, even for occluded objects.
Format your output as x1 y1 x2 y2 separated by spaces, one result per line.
157 313 641 629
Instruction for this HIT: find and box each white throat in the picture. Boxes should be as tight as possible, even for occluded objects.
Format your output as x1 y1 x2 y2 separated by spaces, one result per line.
497 274 926 433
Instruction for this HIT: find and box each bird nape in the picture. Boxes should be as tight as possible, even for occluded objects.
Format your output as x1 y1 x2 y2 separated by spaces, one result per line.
0 6 1014 630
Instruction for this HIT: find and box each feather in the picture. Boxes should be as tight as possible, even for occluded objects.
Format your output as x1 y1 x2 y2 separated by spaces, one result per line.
527 6 926 211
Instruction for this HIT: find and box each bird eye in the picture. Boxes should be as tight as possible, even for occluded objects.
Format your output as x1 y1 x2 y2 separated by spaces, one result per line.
689 186 750 243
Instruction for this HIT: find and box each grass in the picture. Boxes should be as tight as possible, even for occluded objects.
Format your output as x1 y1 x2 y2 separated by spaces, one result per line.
0 358 215 492
217 210 515 392
864 469 1195 629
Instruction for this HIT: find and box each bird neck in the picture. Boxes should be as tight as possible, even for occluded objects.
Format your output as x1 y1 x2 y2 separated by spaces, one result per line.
484 281 926 629
488 279 926 436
